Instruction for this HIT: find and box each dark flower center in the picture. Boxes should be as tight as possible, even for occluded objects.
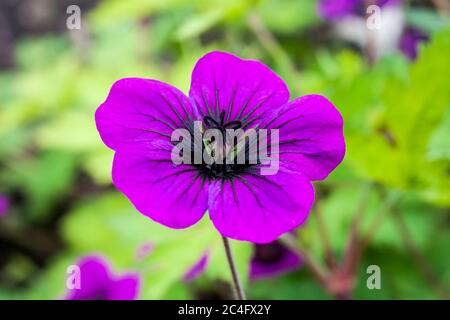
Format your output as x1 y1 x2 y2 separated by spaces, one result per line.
203 110 243 132
184 110 261 181
253 242 285 265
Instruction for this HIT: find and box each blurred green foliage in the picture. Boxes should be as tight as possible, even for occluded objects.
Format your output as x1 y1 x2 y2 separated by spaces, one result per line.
0 0 449 300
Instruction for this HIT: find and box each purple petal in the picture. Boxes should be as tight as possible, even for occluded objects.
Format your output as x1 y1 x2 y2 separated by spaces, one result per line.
318 0 402 20
263 94 345 181
398 27 428 60
208 170 314 244
250 241 302 280
65 256 111 300
96 78 209 229
106 274 140 300
378 0 402 8
95 78 198 151
318 0 360 20
189 51 289 126
183 253 209 282
0 194 9 216
112 146 209 229
65 255 139 300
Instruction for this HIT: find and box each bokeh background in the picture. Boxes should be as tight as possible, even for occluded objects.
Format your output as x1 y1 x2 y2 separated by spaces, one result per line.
0 0 449 300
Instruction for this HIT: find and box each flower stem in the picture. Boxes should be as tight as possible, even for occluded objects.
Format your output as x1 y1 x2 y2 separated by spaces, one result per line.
222 236 246 300
393 210 450 299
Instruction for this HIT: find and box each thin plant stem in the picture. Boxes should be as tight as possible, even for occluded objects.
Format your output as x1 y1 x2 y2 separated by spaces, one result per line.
280 233 328 288
342 191 399 278
392 211 450 299
281 233 351 300
314 193 337 269
222 236 246 300
342 183 373 275
360 192 399 251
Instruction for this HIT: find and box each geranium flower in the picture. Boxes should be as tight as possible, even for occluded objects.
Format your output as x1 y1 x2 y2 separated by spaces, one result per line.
249 240 302 280
95 51 345 243
65 255 139 300
318 0 400 20
398 27 429 60
0 194 9 216
317 0 428 60
183 254 210 282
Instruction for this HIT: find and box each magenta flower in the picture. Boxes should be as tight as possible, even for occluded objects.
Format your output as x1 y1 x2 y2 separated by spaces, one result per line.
318 0 428 60
65 256 139 300
398 27 429 60
250 241 302 280
318 0 362 20
0 194 9 216
95 51 345 243
183 254 210 282
318 0 400 20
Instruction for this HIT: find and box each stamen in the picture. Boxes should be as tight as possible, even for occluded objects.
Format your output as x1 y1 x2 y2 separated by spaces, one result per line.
203 116 220 127
220 110 225 126
195 111 260 180
223 120 242 130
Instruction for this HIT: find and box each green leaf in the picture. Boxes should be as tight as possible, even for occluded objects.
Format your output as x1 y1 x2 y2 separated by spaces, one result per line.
427 106 450 160
16 36 70 70
23 253 79 299
382 27 450 203
90 0 192 31
354 249 439 299
139 226 213 299
7 151 77 222
36 111 99 152
362 195 438 251
258 0 319 34
314 28 450 204
82 148 114 185
249 272 329 300
174 10 224 41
